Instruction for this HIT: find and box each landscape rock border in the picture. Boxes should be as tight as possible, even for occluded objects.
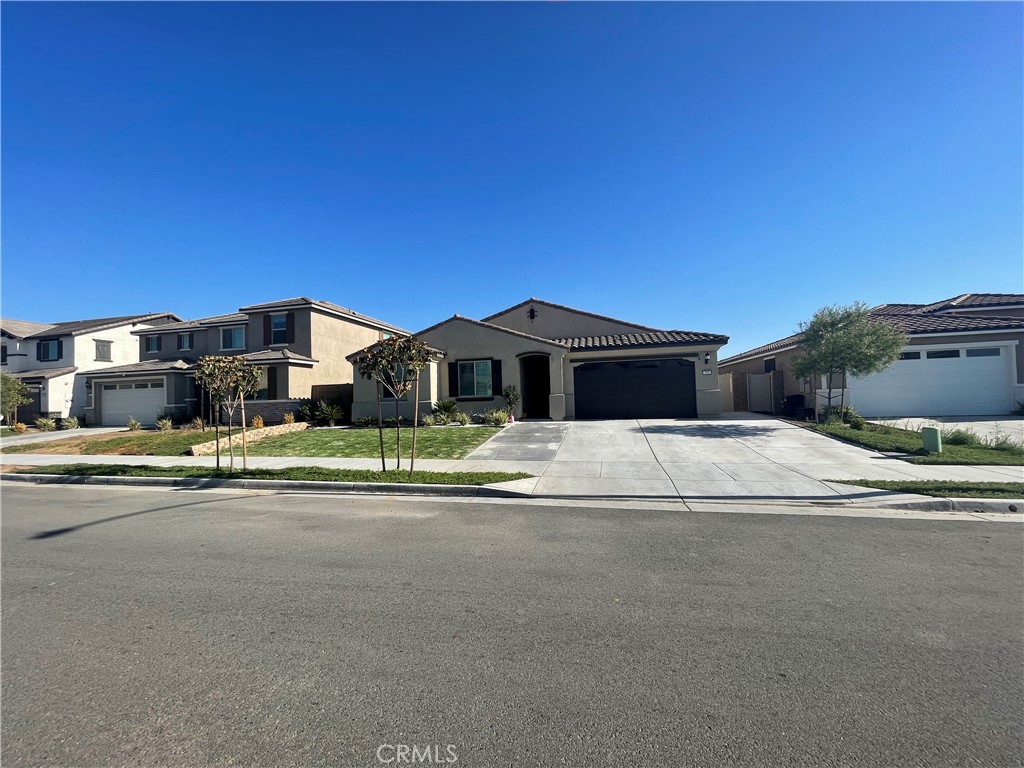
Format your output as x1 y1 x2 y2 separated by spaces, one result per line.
188 421 310 456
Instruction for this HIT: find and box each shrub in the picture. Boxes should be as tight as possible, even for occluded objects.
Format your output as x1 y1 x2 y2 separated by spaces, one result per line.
477 408 509 426
186 417 204 431
155 417 174 432
450 411 470 426
502 385 520 416
433 399 459 418
987 432 1024 453
356 416 378 428
848 414 866 430
297 401 316 423
421 414 437 427
250 414 265 430
316 401 345 425
126 416 142 431
282 412 296 424
942 428 981 447
383 416 408 427
34 417 57 432
61 416 80 430
12 422 27 434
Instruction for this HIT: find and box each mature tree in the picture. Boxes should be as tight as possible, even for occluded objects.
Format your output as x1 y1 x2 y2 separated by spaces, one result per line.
353 336 433 474
793 303 906 420
194 356 263 471
0 373 32 424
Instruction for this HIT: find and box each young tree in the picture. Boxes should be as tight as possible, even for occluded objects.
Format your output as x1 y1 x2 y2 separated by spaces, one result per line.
1 372 32 424
194 356 263 471
793 303 906 421
353 336 433 473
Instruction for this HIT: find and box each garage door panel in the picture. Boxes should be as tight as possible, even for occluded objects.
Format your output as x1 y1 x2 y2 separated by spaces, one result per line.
574 359 696 419
100 381 166 425
849 348 1011 417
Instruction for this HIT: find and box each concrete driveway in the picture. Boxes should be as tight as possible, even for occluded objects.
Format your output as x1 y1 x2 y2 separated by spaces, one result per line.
466 415 1022 502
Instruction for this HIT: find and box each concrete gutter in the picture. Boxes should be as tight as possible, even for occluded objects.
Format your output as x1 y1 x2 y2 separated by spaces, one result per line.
2 472 1020 513
0 472 532 498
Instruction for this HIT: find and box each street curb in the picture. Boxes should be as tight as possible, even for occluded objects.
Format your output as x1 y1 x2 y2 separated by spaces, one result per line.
0 473 532 498
844 497 1022 513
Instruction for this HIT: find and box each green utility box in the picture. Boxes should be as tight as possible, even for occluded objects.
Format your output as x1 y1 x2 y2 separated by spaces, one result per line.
921 426 942 453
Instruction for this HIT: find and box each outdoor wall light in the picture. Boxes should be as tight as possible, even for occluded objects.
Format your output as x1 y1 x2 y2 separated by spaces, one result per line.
704 352 711 365
526 307 539 322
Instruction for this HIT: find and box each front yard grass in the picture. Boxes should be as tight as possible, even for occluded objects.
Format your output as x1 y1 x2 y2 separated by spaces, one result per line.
0 429 218 456
826 479 1024 499
7 463 530 486
799 421 1024 466
247 426 503 460
0 428 19 438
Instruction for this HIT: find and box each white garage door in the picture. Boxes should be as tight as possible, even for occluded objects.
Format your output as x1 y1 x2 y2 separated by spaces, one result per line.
100 380 166 425
849 346 1013 417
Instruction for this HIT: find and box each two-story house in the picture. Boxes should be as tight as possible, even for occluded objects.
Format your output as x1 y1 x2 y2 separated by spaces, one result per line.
84 297 407 425
1 313 181 423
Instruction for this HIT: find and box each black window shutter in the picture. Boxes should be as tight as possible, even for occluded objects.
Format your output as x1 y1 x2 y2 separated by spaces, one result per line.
56 339 63 360
448 362 459 398
36 342 42 361
156 336 162 352
268 366 278 400
263 315 272 345
491 359 502 394
286 313 295 344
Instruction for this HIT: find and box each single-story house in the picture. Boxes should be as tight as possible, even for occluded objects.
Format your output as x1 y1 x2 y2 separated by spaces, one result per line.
349 298 729 421
719 293 1024 418
83 297 407 426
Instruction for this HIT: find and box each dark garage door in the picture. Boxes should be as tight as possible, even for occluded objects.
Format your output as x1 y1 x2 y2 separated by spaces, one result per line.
574 358 696 419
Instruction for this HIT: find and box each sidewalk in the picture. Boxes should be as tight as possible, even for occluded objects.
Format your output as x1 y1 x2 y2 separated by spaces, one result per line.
0 427 126 447
2 452 1020 509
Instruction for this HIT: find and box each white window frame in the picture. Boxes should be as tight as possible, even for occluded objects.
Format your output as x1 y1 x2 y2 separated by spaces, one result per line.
221 326 246 351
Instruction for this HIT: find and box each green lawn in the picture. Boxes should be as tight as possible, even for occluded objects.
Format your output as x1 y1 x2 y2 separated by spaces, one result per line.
9 463 530 486
826 479 1024 500
1 429 221 456
248 426 503 460
0 428 19 438
800 421 1024 466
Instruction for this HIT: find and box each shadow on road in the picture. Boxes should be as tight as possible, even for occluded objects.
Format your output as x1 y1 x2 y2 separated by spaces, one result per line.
28 494 242 540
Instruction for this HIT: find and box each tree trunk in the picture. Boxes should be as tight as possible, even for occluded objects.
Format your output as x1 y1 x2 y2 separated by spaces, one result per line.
839 371 847 422
240 392 248 471
376 380 386 472
394 398 401 470
214 400 221 470
826 372 835 421
226 404 235 472
410 373 420 478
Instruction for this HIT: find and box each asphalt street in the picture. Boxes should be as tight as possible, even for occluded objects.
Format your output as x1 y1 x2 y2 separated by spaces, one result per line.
2 485 1022 767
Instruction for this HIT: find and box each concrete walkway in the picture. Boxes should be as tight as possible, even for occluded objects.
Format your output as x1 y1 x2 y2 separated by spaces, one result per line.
867 416 1024 443
2 415 1020 506
0 427 126 447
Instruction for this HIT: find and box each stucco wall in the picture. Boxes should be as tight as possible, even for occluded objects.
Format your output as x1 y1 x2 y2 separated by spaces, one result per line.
485 302 650 340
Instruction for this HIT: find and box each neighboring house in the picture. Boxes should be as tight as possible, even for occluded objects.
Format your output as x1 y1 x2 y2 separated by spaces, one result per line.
83 297 406 426
0 313 181 423
719 293 1024 418
349 298 729 422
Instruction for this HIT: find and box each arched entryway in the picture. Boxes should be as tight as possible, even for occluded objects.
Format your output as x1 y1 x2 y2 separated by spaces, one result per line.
518 354 551 419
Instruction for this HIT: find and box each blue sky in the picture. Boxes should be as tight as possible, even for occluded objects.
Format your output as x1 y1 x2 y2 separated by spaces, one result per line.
2 2 1021 355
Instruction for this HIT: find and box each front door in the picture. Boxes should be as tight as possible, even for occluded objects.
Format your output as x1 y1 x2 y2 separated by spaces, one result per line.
519 355 550 419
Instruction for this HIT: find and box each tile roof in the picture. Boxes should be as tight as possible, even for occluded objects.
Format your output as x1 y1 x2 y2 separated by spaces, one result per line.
558 330 729 350
16 313 180 338
0 319 56 339
481 297 659 331
84 359 196 376
240 349 318 365
925 293 1024 311
8 366 78 380
415 315 572 348
237 297 409 334
721 298 1024 366
137 313 250 333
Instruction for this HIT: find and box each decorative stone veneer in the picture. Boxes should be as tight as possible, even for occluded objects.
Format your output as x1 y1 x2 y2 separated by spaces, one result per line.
189 421 309 456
